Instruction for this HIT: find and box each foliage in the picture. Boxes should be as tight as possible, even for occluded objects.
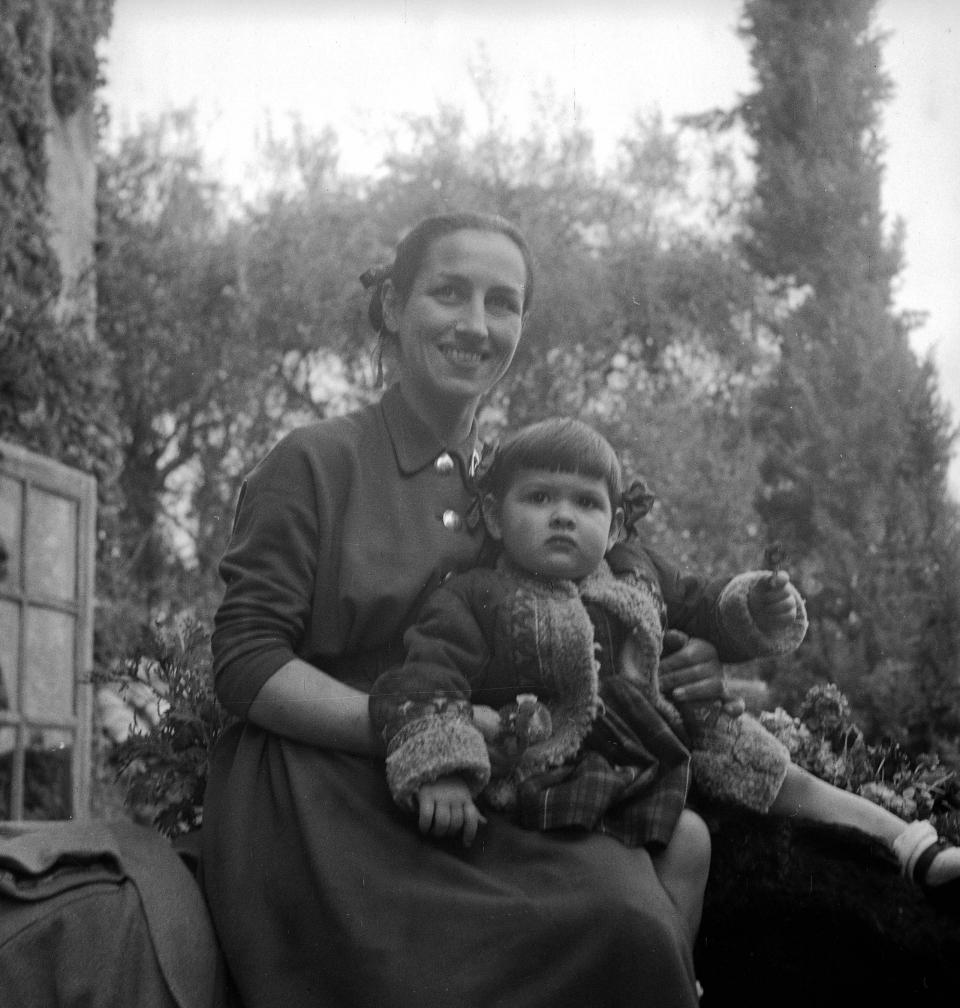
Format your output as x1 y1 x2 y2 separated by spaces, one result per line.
761 683 960 844
1 0 116 461
733 0 960 750
49 0 113 117
100 617 233 837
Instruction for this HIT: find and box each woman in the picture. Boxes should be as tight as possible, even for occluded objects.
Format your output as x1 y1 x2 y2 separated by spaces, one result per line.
202 211 731 1008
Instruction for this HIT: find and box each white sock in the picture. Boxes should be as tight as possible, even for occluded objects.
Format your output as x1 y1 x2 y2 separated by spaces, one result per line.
892 819 937 878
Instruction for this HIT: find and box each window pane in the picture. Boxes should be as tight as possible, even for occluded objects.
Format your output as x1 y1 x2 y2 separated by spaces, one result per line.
24 727 73 820
0 600 18 711
0 473 21 589
0 726 14 819
24 607 75 720
26 490 77 600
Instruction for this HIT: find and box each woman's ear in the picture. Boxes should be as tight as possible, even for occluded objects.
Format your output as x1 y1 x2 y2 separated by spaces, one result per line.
607 506 625 549
482 494 503 541
380 279 401 333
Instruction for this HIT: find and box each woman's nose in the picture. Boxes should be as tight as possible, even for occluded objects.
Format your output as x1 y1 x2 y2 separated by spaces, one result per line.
455 295 487 336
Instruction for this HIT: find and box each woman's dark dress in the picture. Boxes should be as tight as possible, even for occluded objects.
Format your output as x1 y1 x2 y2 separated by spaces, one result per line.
202 385 700 1008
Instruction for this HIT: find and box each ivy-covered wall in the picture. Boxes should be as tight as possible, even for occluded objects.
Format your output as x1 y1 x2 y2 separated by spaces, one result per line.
46 0 112 331
0 0 116 474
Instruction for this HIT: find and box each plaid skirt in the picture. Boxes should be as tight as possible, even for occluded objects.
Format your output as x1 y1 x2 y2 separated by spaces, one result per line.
514 675 692 848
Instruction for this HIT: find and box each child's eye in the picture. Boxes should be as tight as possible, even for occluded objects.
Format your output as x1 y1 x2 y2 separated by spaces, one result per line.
432 284 461 303
579 496 602 509
528 491 550 504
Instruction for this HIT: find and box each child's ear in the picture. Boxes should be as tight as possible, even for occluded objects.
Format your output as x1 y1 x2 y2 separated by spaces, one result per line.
607 506 625 549
482 493 503 541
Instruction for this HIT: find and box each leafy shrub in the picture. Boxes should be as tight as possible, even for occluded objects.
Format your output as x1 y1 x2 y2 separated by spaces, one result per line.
101 616 233 837
760 683 960 844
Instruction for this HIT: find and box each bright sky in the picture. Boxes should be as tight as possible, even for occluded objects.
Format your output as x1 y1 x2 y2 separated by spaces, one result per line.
99 0 960 498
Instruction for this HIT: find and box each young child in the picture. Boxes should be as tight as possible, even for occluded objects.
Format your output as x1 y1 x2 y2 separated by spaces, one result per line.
369 418 960 909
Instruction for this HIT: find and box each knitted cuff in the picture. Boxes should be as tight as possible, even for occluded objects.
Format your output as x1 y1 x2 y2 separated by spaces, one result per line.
718 571 808 657
689 710 791 814
385 713 491 810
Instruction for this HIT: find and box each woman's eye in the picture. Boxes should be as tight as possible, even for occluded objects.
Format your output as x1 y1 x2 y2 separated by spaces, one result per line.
487 292 520 315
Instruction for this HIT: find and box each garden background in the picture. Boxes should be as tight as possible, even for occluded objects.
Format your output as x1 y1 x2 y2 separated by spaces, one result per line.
5 4 960 1001
2 0 960 841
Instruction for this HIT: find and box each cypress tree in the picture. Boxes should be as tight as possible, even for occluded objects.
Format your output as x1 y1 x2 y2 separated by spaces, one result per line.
739 0 960 748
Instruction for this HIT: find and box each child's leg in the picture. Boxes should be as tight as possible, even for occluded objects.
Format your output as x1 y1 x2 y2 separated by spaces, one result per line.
651 809 712 943
770 763 960 887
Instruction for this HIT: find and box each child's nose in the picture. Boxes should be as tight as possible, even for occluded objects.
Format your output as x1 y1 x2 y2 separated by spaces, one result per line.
550 505 575 527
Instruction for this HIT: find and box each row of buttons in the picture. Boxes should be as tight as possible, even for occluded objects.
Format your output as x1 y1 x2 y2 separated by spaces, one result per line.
436 453 464 530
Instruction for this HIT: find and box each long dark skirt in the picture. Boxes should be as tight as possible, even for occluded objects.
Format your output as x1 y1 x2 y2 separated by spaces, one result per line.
202 723 700 1008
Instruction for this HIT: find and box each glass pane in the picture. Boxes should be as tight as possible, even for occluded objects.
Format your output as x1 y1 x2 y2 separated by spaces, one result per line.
24 727 73 820
24 607 75 720
0 473 22 589
26 489 77 600
0 600 18 711
0 726 14 820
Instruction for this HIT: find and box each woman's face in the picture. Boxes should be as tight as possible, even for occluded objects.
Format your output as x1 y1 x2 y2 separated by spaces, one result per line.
383 229 528 408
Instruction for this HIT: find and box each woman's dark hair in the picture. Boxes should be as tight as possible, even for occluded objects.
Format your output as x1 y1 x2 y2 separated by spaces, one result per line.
482 418 624 509
364 211 535 338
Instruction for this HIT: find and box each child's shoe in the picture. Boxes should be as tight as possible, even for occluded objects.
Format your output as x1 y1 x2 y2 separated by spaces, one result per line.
893 819 960 905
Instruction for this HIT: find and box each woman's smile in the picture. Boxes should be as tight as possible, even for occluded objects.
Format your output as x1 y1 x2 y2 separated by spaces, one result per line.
438 343 489 366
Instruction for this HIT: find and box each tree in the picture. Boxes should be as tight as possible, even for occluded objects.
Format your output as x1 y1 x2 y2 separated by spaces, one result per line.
737 0 960 748
95 112 382 649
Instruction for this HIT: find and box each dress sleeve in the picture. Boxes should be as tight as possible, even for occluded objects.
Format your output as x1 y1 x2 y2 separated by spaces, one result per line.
211 431 335 717
368 579 494 809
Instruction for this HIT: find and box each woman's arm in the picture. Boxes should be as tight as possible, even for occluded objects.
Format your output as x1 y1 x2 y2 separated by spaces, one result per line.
246 658 382 755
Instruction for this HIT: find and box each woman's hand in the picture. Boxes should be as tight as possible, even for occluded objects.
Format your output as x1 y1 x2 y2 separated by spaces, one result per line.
416 776 487 847
659 631 745 716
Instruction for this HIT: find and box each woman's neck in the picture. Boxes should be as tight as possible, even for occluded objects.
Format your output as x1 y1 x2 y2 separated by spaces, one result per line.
398 384 479 447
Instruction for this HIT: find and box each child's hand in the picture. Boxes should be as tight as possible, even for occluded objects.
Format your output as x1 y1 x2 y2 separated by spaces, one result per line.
472 704 502 742
416 775 487 847
748 570 798 633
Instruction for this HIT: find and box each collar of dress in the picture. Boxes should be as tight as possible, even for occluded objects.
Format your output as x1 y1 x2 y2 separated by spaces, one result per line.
380 384 481 476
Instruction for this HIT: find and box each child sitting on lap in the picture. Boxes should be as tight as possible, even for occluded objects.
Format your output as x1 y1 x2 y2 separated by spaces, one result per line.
370 417 960 905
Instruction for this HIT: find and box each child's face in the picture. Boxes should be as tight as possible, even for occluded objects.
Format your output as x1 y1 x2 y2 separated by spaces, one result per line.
484 468 624 581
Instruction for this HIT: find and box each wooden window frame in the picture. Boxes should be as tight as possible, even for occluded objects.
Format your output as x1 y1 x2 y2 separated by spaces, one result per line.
0 440 96 821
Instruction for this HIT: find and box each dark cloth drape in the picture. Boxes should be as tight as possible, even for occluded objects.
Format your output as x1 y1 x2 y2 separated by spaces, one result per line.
0 819 226 1008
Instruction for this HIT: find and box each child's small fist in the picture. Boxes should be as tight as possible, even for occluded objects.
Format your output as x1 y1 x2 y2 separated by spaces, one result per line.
748 570 798 633
472 704 502 742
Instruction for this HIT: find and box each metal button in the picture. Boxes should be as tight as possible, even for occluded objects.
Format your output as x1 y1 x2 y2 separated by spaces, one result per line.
434 452 455 475
442 509 463 532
